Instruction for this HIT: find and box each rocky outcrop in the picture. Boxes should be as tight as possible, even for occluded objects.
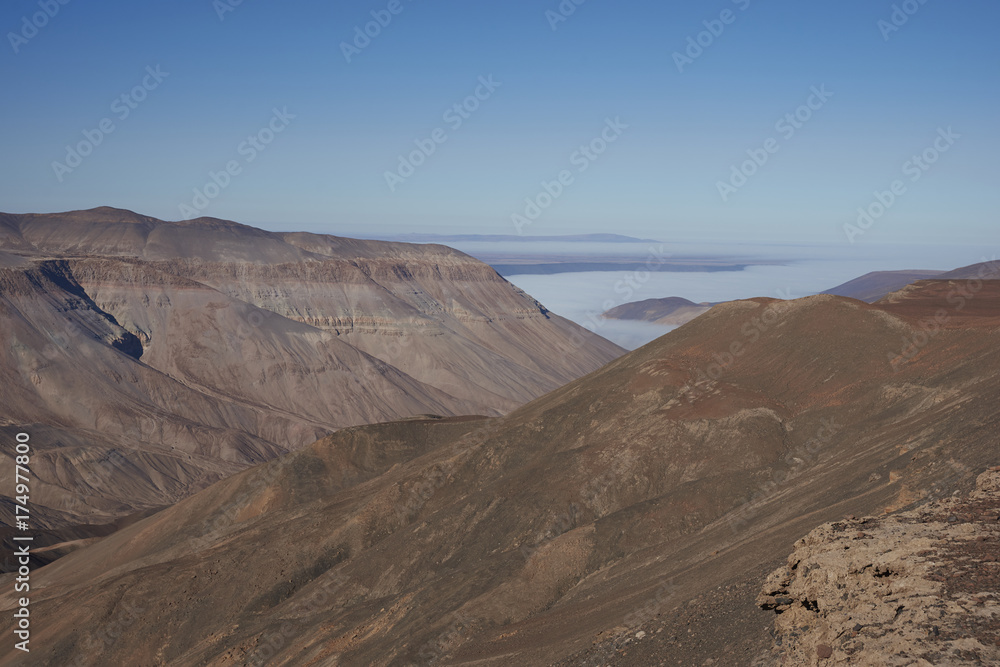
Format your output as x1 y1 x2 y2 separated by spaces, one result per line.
759 468 1000 665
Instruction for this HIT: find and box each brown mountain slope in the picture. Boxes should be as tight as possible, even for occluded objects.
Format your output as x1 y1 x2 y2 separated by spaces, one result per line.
821 269 945 303
0 260 468 530
938 258 1000 280
0 208 621 535
0 208 622 408
5 281 998 666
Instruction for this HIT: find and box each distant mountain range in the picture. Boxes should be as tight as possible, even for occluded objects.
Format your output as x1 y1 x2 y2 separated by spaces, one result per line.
492 261 750 276
377 232 662 243
603 263 999 327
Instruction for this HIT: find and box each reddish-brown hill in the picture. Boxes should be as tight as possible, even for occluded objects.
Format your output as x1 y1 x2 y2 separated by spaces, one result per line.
4 281 997 665
821 269 945 302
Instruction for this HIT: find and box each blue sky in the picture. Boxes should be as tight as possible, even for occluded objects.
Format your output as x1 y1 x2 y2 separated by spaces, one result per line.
1 0 997 244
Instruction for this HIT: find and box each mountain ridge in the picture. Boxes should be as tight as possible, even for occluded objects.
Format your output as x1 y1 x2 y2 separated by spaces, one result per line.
0 207 623 538
6 279 997 665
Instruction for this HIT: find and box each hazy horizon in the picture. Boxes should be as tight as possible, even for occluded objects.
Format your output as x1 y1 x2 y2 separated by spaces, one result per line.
496 239 995 348
2 0 998 247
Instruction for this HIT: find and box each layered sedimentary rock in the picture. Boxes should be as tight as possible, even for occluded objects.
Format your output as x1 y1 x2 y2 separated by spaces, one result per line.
0 208 622 532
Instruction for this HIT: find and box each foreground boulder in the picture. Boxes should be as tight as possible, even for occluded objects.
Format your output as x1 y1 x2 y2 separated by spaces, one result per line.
759 468 1000 665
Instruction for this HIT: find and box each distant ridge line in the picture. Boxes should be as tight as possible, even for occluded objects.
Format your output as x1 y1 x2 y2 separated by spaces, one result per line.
376 233 662 244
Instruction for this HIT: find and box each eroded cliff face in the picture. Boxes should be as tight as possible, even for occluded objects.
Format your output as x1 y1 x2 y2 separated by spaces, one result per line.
2 208 622 410
149 255 614 407
0 260 321 530
0 208 623 533
758 469 1000 666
